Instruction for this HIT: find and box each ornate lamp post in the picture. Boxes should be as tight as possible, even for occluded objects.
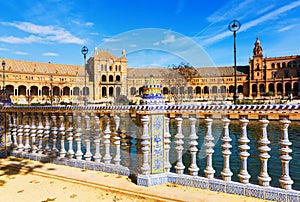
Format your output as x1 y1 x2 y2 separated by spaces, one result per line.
228 20 241 104
81 46 88 106
2 60 5 90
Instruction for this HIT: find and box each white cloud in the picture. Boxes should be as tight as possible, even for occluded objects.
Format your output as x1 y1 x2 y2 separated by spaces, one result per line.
202 0 300 45
85 22 94 27
102 37 124 43
278 25 295 32
162 35 176 44
0 21 85 44
0 47 9 51
0 35 43 44
14 51 27 55
43 52 59 56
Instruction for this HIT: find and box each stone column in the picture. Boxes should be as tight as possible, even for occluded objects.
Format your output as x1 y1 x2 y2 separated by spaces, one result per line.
113 115 121 166
44 114 51 155
36 114 44 154
174 117 185 174
59 115 66 158
258 117 271 186
30 114 38 153
279 117 294 190
188 117 199 176
17 113 24 152
51 115 58 157
238 117 251 184
23 113 31 152
93 116 102 163
67 115 74 159
11 113 18 151
103 116 112 164
164 117 171 172
84 114 92 161
221 117 233 181
204 116 215 179
75 114 83 160
140 115 150 175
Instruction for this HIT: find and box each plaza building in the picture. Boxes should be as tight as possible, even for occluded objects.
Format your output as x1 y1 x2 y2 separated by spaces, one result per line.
1 37 299 105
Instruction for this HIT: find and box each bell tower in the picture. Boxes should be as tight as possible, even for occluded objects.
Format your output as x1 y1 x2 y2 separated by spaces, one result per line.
251 37 264 80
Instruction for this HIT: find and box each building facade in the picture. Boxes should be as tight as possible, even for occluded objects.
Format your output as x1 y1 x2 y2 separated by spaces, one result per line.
1 38 299 105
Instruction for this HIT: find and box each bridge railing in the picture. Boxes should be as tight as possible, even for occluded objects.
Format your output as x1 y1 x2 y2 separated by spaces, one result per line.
1 104 300 201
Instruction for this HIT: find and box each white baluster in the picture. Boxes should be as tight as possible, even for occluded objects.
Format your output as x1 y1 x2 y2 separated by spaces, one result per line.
238 117 251 184
175 117 185 174
30 114 37 153
75 114 83 160
164 117 171 172
189 117 199 176
51 115 58 157
59 115 66 158
11 113 18 151
140 115 150 175
113 115 121 166
103 116 112 164
221 117 233 181
23 114 31 152
84 114 92 161
279 118 294 190
44 115 51 155
93 116 102 162
258 117 271 186
67 115 74 159
204 117 215 179
37 114 44 154
17 113 24 152
7 113 12 149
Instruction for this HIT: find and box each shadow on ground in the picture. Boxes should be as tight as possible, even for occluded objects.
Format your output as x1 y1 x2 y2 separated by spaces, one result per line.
0 156 48 186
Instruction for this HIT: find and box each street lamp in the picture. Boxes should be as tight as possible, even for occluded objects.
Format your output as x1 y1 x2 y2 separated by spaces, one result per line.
2 60 5 90
228 19 241 104
81 46 88 106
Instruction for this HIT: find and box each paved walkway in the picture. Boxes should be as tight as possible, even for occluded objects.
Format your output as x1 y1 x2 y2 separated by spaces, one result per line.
0 157 270 202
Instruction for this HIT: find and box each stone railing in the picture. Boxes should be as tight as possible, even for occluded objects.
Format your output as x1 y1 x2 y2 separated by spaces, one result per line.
0 104 300 201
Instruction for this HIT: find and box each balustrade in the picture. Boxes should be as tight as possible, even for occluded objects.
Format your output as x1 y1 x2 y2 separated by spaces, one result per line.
2 104 299 198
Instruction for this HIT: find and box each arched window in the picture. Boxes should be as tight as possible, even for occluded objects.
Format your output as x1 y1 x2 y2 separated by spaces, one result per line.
109 87 113 96
271 63 275 69
102 87 107 97
116 75 120 82
30 86 38 96
42 86 50 96
73 87 80 96
53 86 60 96
119 65 122 71
63 87 70 96
212 86 217 94
109 75 113 82
83 87 89 95
18 85 26 96
195 86 201 94
102 75 107 82
204 86 209 94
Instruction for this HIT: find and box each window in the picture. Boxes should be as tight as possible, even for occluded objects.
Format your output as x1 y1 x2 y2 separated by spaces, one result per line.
277 63 280 68
285 70 289 78
271 63 275 69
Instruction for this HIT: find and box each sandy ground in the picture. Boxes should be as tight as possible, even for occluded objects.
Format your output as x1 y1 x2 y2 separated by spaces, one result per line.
0 157 271 202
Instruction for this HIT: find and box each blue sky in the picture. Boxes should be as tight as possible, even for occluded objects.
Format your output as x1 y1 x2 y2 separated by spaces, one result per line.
0 0 300 67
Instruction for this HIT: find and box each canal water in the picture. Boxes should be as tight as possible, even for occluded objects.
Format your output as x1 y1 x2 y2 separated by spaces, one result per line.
167 119 300 190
